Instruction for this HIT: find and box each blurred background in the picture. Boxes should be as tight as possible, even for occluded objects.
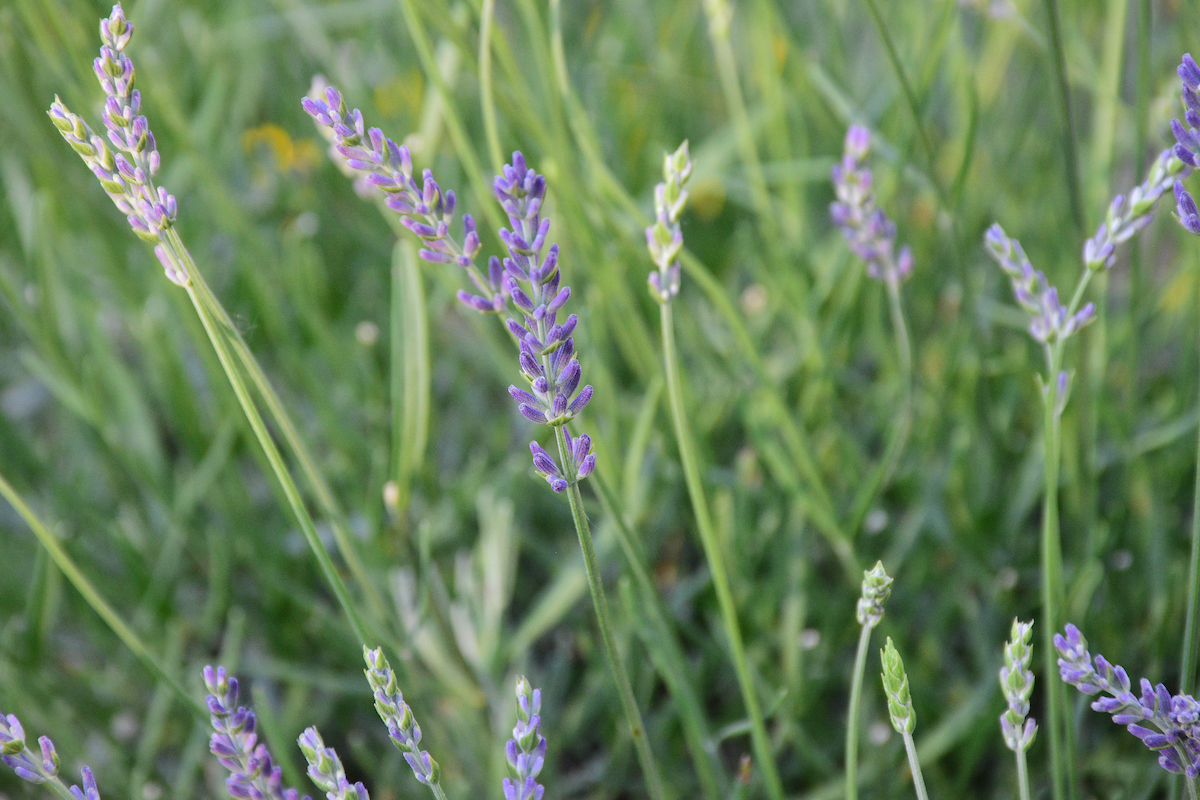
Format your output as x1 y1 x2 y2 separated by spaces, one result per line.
3 0 1200 798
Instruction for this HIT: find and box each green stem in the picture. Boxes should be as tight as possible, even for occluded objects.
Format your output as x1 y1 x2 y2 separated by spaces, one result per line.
849 274 913 534
845 623 874 800
661 302 783 800
477 0 503 173
163 235 374 649
592 472 725 800
180 239 388 625
1016 747 1031 800
1041 0 1085 233
0 471 206 720
554 428 669 800
901 731 931 800
1182 243 1200 697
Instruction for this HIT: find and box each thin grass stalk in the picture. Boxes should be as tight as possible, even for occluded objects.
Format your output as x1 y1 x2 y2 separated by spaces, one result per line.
660 302 783 800
901 729 932 800
552 428 669 800
1040 0 1085 232
162 232 376 650
1182 243 1200 697
844 623 873 800
848 273 913 535
392 241 431 519
1015 746 1032 800
477 0 503 172
184 256 389 625
591 472 726 800
0 471 205 720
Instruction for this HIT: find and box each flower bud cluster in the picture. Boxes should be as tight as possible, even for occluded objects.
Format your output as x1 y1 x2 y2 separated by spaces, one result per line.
1 714 104 800
363 647 442 787
47 4 182 284
495 152 595 492
301 86 501 310
880 637 915 734
999 619 1037 753
503 677 547 800
204 666 310 800
984 223 1095 345
297 727 369 800
645 141 693 302
855 561 893 629
1055 624 1200 777
1173 55 1200 236
830 125 913 284
1083 148 1187 267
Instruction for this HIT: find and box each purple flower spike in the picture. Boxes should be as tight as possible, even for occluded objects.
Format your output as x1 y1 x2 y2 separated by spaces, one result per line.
1177 181 1200 236
1055 625 1200 778
830 125 913 284
646 141 693 301
49 4 182 282
363 647 443 788
502 677 548 800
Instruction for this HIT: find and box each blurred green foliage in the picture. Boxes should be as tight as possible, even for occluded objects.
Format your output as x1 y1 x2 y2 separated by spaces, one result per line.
3 0 1200 799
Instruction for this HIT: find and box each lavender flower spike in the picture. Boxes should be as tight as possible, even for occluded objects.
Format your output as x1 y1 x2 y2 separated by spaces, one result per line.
503 677 548 800
301 84 498 311
204 666 311 800
1173 54 1200 168
830 125 914 284
496 152 596 492
362 647 442 789
646 141 693 302
1178 181 1200 236
298 728 370 800
1055 624 1200 777
1 712 107 800
984 223 1095 345
880 637 915 734
47 4 182 284
999 619 1037 753
1082 148 1187 268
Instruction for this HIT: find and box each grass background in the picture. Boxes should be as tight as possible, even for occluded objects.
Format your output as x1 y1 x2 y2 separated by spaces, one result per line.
3 0 1200 798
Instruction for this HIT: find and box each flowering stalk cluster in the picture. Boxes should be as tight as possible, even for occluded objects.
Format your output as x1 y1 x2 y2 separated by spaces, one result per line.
1173 54 1200 235
2 714 103 800
855 561 893 629
301 86 502 310
494 153 596 492
297 728 369 800
1000 619 1037 753
362 647 442 787
1083 148 1187 265
830 125 913 284
985 224 1095 346
205 666 310 800
645 141 693 302
503 677 547 800
47 4 182 285
1055 624 1200 776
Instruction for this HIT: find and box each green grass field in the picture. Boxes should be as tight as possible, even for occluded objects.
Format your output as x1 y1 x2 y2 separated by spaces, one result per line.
4 0 1200 799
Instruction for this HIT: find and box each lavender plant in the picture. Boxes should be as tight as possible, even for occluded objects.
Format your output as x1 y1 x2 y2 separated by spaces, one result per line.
846 562 893 800
297 729 369 800
829 124 914 535
880 637 930 800
303 87 664 800
363 646 443 794
1055 624 1200 798
985 145 1183 800
48 3 383 650
1 713 102 800
1171 52 1200 703
1000 620 1037 800
204 666 310 800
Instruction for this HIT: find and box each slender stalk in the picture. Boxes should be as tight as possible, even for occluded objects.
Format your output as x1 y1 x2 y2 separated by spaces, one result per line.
900 730 931 800
478 0 503 172
0 471 205 720
182 247 388 625
1041 0 1085 233
1015 747 1031 800
162 234 375 649
1182 243 1200 697
592 472 725 800
849 274 913 534
393 242 431 519
553 428 669 800
845 623 874 800
660 302 784 800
